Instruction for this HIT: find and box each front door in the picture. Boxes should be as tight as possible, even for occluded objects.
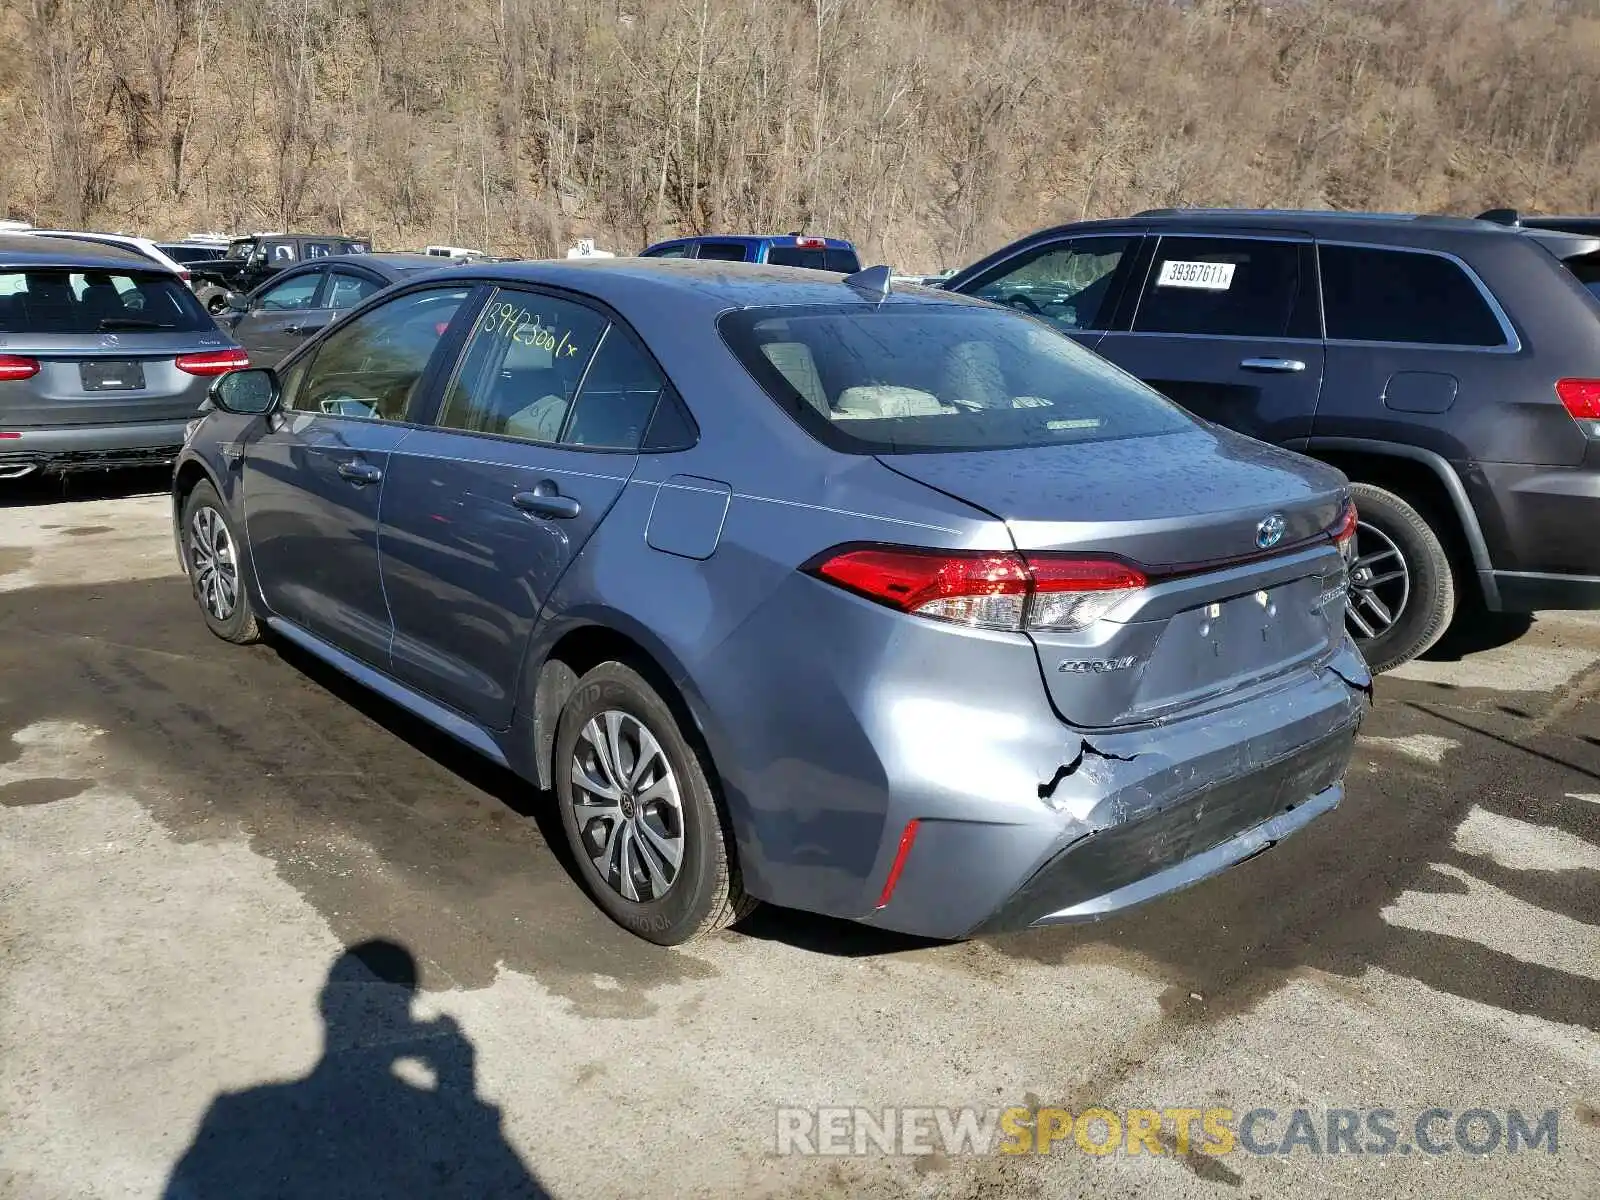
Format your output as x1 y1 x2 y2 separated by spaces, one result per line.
380 287 668 727
1093 234 1325 445
241 284 475 665
232 268 326 366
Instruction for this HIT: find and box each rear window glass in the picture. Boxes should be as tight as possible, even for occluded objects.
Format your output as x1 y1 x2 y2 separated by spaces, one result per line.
1562 252 1600 304
161 245 225 263
1319 245 1507 346
720 303 1193 454
766 246 861 273
0 269 212 333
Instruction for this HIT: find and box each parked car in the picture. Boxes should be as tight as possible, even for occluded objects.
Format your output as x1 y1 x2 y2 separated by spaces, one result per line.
0 234 246 479
944 208 1600 672
189 232 373 315
424 245 487 259
173 258 1369 945
640 233 860 273
218 253 456 365
26 230 190 280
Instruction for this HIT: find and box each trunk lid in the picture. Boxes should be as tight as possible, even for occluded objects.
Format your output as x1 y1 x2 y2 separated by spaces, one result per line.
878 428 1351 728
0 331 228 427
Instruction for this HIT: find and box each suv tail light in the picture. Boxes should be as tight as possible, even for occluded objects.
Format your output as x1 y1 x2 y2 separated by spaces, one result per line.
807 547 1146 633
179 269 192 282
1556 378 1600 433
175 348 250 376
0 354 39 382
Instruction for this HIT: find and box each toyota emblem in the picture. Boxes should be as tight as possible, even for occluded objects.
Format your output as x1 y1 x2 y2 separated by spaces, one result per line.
1255 513 1287 549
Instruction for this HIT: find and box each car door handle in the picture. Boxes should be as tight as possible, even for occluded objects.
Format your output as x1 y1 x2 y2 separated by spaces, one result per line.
1239 357 1307 373
337 459 382 485
512 488 580 520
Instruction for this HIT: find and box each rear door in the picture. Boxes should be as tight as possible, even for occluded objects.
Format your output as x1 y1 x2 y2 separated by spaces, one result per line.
952 233 1143 351
241 284 475 665
379 287 668 727
1094 234 1325 444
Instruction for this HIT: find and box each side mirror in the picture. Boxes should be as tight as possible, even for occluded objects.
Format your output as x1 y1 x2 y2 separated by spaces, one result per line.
210 367 279 416
226 293 250 313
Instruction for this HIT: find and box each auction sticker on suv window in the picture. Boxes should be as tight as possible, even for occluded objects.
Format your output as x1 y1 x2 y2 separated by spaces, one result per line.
1156 260 1236 290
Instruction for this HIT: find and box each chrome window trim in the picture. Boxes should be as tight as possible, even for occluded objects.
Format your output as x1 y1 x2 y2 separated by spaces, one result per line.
1315 239 1521 354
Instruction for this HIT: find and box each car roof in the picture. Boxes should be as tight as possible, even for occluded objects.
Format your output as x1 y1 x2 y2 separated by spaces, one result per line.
0 233 162 271
649 234 856 247
417 256 972 316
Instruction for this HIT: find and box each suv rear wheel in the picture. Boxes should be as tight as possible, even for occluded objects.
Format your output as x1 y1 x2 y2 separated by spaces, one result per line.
1345 481 1456 672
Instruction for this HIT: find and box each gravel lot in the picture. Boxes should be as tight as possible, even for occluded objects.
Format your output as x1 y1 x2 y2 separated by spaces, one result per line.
1 476 1596 1199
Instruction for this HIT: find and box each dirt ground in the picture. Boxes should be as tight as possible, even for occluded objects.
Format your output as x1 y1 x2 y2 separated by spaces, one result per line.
1 474 1596 1199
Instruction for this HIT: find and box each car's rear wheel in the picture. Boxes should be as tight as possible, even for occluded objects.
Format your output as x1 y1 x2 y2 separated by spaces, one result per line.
1344 481 1455 672
554 661 753 945
182 480 259 644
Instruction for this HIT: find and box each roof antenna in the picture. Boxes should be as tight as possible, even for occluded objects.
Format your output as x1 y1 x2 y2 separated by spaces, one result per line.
843 264 892 304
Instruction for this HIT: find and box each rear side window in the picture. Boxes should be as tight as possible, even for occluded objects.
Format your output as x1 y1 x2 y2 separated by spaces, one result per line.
766 246 861 273
1319 245 1507 346
694 242 748 262
720 303 1193 454
0 269 212 333
1134 237 1305 338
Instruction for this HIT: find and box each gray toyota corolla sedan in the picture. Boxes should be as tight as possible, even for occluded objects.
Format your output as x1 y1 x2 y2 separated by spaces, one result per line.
172 258 1371 945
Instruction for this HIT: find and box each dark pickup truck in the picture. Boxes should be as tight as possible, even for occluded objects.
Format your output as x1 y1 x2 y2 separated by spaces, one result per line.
189 233 372 314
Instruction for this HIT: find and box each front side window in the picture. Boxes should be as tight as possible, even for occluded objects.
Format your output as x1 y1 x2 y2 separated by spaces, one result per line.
435 290 608 442
1319 245 1508 347
720 302 1194 454
966 236 1134 332
325 271 382 310
1134 237 1304 338
0 269 212 333
256 272 321 311
288 286 470 421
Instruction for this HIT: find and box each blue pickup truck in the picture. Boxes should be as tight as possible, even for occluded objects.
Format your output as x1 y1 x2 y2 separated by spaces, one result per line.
639 233 860 273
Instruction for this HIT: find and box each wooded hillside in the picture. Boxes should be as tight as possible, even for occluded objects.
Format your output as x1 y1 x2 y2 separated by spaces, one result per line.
4 0 1599 269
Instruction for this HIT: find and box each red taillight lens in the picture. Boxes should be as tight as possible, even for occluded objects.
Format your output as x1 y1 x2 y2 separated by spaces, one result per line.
175 348 249 376
809 547 1145 632
1330 498 1358 562
795 236 826 248
0 354 40 382
1556 378 1600 421
179 269 192 282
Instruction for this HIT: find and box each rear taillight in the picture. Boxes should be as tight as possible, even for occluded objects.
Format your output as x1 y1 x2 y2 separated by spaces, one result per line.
808 547 1146 633
1330 498 1358 564
0 354 39 382
1556 378 1600 434
175 348 249 376
179 269 192 282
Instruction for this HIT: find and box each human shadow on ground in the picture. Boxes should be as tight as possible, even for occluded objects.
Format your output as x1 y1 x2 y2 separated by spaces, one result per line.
163 939 550 1199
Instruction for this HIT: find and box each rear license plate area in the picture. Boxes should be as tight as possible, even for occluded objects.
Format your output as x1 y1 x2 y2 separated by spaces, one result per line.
79 360 146 391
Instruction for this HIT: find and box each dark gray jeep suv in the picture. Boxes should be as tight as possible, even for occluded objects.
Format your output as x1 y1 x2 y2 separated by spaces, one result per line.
945 209 1600 671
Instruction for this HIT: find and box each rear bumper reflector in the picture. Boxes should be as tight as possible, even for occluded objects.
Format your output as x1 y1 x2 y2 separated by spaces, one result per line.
876 818 922 909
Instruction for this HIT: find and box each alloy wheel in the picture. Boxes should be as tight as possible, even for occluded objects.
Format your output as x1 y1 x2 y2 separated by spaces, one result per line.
188 505 239 621
1345 519 1411 641
569 710 685 902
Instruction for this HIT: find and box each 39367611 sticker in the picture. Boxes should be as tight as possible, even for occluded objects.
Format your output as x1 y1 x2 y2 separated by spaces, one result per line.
1155 260 1236 291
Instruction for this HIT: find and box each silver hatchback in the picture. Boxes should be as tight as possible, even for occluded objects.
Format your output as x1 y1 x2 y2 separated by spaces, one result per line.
0 234 245 478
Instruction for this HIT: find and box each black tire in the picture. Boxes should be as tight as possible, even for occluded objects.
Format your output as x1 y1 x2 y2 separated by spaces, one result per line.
554 662 754 945
1345 481 1456 673
180 480 260 645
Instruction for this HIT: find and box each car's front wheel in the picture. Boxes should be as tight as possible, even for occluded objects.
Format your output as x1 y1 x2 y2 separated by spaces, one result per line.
554 661 754 945
1344 481 1456 673
181 480 260 645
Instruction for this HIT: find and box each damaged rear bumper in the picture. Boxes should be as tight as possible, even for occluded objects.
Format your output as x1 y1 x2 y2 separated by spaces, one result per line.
861 641 1371 939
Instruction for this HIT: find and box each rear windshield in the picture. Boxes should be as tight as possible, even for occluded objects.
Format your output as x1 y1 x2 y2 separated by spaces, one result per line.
0 269 213 333
161 245 225 263
719 303 1194 454
766 246 860 273
1563 252 1600 304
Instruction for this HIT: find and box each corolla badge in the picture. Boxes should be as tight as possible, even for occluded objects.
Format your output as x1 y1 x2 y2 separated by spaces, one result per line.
1255 512 1287 549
